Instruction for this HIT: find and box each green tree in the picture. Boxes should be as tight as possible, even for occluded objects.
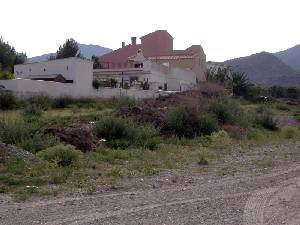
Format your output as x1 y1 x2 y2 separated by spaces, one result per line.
0 71 14 80
0 37 27 72
230 72 250 96
205 67 231 84
56 38 82 59
91 55 102 69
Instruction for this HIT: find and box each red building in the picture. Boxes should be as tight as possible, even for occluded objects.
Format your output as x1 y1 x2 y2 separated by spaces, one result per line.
99 30 206 81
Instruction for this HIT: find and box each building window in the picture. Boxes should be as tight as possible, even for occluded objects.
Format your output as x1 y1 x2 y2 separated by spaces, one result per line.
44 68 46 72
67 66 69 70
29 68 31 72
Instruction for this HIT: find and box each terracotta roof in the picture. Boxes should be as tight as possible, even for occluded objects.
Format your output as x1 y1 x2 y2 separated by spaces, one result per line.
100 44 142 63
140 30 173 40
148 55 194 60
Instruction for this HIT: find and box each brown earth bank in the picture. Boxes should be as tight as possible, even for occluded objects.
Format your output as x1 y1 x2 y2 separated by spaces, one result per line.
1 141 300 225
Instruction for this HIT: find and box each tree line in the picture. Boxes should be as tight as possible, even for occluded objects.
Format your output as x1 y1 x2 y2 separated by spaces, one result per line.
205 67 300 100
0 37 101 80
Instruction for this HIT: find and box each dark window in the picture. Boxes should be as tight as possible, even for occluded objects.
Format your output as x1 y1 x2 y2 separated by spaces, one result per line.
29 68 31 72
67 66 69 70
134 63 143 68
44 68 46 72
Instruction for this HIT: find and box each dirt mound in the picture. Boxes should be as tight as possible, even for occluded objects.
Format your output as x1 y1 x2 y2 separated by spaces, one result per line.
44 125 95 152
0 143 36 163
117 84 225 126
117 106 167 127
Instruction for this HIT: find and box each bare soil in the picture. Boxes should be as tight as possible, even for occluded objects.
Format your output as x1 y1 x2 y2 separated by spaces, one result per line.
1 141 300 225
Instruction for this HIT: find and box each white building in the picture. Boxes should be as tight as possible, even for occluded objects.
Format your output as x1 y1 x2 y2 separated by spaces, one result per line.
0 53 197 99
93 50 197 92
0 57 93 98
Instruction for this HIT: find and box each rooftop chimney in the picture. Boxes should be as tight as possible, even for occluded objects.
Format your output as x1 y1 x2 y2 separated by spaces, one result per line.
122 42 125 48
131 37 136 45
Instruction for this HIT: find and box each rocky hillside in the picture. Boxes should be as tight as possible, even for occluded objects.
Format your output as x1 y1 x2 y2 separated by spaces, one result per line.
224 52 300 87
275 44 300 72
28 44 112 63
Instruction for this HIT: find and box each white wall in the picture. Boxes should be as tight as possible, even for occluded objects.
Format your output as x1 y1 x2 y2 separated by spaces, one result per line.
144 60 196 91
0 79 166 99
14 57 93 84
166 67 196 91
0 79 75 98
8 57 94 98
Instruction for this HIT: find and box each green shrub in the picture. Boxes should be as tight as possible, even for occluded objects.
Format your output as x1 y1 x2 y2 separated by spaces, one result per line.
275 104 291 111
165 107 218 138
165 107 191 137
52 97 75 108
52 97 99 109
113 96 141 109
294 113 300 122
19 134 59 153
92 117 159 149
93 117 129 140
143 137 160 150
0 118 36 145
27 95 53 110
283 127 298 139
197 115 219 136
210 130 231 148
209 98 241 124
0 71 14 80
255 112 278 131
0 91 18 110
72 98 99 108
37 145 82 167
21 104 43 119
108 139 131 149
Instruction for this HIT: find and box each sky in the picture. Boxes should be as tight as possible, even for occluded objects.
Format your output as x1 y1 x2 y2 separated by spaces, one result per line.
1 0 300 62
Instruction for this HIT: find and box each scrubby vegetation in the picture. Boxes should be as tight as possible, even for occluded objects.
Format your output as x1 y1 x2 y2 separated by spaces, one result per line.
0 91 18 110
164 107 218 138
93 116 160 149
0 81 299 201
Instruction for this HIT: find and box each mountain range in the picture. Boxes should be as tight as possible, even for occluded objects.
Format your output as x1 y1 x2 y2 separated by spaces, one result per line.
28 44 112 63
214 44 300 87
275 44 300 71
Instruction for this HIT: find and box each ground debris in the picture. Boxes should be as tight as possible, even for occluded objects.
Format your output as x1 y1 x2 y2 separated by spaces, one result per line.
0 143 36 163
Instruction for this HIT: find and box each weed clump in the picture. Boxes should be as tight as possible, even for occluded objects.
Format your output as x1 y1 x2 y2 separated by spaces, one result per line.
27 95 53 110
165 107 218 138
0 91 18 110
209 98 242 125
254 111 278 131
92 117 159 149
0 117 36 145
22 104 44 119
19 134 59 153
37 144 83 167
282 127 299 139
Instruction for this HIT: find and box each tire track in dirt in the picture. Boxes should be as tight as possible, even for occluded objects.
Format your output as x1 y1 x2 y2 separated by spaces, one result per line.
46 191 251 225
1 164 300 225
242 177 300 225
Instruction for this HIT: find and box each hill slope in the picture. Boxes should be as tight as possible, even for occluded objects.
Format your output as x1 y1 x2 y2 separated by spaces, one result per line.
28 44 112 63
275 44 300 72
224 52 300 87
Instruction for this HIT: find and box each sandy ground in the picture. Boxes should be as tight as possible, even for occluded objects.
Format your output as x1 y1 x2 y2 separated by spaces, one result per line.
1 141 300 225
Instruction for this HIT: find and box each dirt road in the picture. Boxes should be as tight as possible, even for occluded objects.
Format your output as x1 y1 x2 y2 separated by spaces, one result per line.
1 142 300 225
